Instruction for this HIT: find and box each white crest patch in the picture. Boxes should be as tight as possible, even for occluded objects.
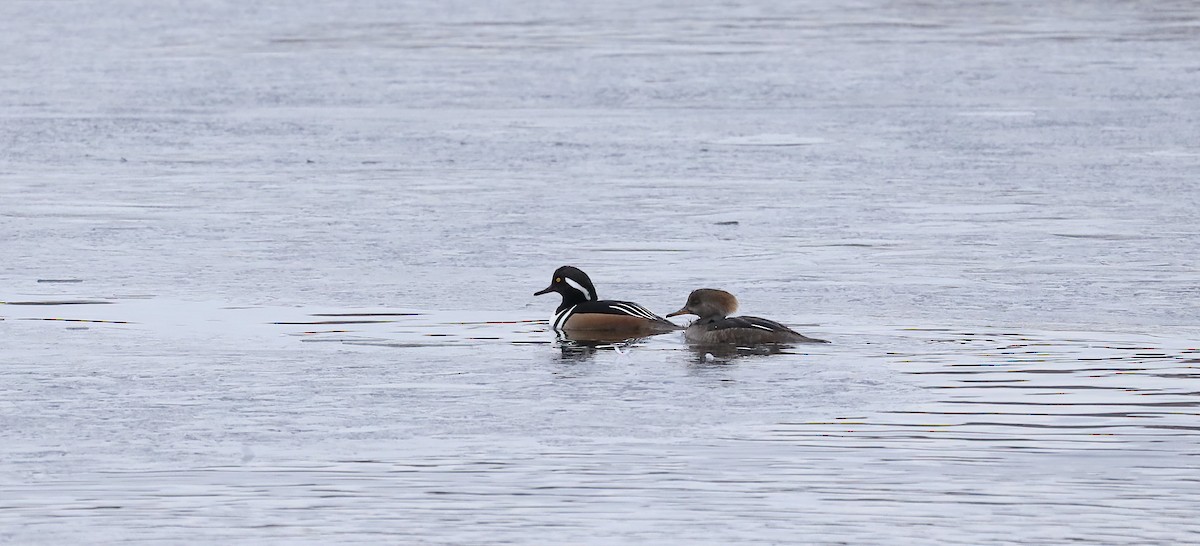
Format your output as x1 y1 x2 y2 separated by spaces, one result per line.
563 277 593 301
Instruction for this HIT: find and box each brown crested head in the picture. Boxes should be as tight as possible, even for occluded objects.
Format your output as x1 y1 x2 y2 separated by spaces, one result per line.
666 288 739 319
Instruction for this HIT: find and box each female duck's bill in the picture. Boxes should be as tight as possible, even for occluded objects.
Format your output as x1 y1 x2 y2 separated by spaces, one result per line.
667 288 829 345
535 265 679 341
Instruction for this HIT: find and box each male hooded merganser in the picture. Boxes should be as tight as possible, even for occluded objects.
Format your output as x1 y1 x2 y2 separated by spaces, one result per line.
534 266 679 338
666 288 829 345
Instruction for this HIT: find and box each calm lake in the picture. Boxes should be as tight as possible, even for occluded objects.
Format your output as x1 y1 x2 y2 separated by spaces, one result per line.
2 0 1199 543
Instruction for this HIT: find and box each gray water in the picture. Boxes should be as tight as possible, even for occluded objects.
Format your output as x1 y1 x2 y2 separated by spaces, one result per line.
3 0 1199 543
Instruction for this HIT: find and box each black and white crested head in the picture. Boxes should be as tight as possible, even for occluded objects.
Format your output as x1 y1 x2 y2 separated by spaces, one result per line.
534 265 600 311
667 288 739 320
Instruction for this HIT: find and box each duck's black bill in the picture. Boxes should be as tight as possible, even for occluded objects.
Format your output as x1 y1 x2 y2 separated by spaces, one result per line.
534 286 554 296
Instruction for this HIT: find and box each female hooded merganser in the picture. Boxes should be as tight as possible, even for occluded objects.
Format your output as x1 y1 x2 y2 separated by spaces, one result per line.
666 288 828 345
535 266 679 338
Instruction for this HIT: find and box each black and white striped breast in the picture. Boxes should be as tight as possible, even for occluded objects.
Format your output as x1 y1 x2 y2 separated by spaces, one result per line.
551 304 578 331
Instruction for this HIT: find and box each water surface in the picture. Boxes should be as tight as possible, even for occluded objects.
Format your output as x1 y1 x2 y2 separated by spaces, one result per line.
2 0 1199 543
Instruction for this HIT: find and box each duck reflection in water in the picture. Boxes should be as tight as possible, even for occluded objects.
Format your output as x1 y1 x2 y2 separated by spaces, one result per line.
554 331 649 361
686 342 798 364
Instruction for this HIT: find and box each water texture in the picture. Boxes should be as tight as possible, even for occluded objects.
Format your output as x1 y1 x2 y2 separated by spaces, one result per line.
2 0 1199 543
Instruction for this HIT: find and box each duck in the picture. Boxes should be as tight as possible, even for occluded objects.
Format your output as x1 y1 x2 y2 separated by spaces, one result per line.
666 288 828 345
535 265 679 339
